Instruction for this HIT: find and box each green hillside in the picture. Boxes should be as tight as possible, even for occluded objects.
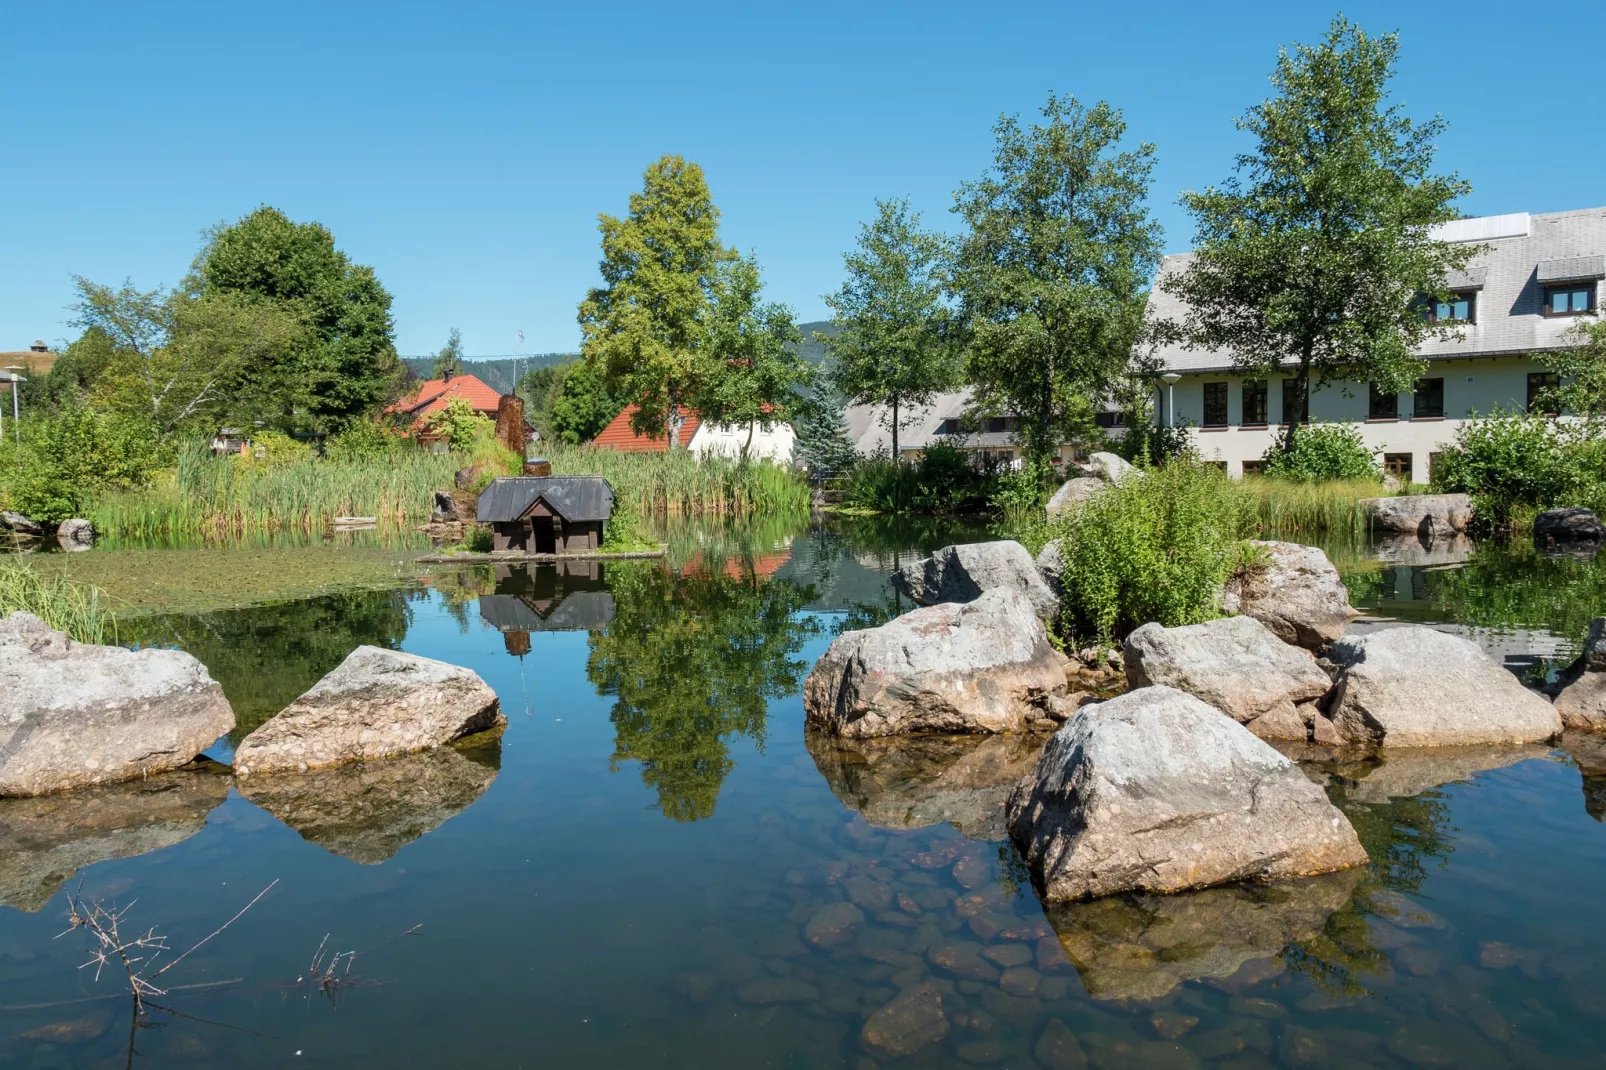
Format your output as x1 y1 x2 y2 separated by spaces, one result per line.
401 353 575 394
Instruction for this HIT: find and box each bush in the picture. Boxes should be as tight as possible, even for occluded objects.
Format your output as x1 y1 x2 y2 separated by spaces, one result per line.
1261 422 1379 482
6 408 164 524
326 420 405 461
841 441 994 514
1430 409 1586 526
1053 462 1250 644
427 398 494 452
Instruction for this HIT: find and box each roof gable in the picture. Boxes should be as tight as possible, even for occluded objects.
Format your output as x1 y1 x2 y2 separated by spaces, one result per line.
592 404 703 452
388 375 503 419
476 476 614 523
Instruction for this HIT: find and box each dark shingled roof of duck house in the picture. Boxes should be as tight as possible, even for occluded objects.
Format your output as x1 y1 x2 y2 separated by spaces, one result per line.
476 476 615 524
477 591 618 633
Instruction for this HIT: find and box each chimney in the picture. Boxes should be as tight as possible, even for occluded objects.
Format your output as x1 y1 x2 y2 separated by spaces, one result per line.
29 340 46 353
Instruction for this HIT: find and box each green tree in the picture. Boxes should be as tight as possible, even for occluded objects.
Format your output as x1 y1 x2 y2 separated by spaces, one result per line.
1536 316 1606 422
548 358 624 444
432 328 464 381
1165 17 1474 448
824 198 958 462
578 155 731 448
952 95 1162 470
190 206 403 428
698 254 812 455
794 379 862 478
426 397 492 451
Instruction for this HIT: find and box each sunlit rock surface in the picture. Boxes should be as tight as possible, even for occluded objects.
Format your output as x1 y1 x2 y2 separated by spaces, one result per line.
0 762 230 911
236 738 500 863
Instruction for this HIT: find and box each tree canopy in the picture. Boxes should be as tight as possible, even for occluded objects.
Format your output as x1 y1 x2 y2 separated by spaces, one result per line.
432 328 464 381
578 155 732 448
1165 17 1474 440
824 198 958 461
951 94 1163 470
698 254 812 454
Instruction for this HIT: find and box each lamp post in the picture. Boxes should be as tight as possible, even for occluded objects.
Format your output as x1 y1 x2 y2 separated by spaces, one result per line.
1160 372 1181 429
2 367 23 443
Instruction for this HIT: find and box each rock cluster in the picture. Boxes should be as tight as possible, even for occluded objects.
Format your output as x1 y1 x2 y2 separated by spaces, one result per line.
1221 541 1353 651
234 646 505 776
0 613 234 797
1006 686 1368 901
892 540 1059 620
804 589 1068 737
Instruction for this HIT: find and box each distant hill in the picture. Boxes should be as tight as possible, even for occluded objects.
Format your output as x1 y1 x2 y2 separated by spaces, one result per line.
401 353 575 394
793 320 837 367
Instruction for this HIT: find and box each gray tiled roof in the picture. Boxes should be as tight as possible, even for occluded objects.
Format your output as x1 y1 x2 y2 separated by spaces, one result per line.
477 591 616 632
476 476 614 523
1146 206 1606 374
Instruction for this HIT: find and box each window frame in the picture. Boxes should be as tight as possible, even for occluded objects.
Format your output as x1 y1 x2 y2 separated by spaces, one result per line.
1383 453 1414 483
1202 381 1229 428
1367 382 1400 421
1281 378 1309 425
1544 282 1596 317
1412 377 1445 419
1241 380 1268 427
1427 290 1477 324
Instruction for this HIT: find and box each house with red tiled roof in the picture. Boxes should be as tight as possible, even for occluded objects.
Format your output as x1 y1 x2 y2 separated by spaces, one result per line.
592 403 795 462
386 372 505 447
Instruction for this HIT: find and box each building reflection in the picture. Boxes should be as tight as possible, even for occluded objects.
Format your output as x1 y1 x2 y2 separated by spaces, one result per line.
477 562 617 655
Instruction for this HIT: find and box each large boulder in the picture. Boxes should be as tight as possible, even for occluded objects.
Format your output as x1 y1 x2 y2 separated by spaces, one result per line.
892 541 1059 621
0 511 42 537
1359 493 1473 537
804 588 1068 737
0 613 235 797
1006 685 1367 901
233 646 505 776
1535 507 1606 547
1034 539 1065 598
1221 541 1352 651
1325 626 1562 747
1086 452 1136 486
1046 477 1104 518
56 518 94 552
1123 616 1332 740
1554 617 1606 730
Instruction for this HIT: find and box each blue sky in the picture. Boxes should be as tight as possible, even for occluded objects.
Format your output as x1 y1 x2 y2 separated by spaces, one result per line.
4 1 1602 358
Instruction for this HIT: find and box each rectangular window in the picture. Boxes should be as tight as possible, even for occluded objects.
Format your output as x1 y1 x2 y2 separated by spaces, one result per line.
1202 382 1229 427
985 416 1007 433
1242 380 1268 425
937 418 961 435
1093 411 1127 428
1545 283 1596 316
1241 459 1266 477
1384 453 1414 482
1429 291 1476 324
1368 383 1399 420
1282 378 1309 424
1413 377 1445 418
1527 372 1560 416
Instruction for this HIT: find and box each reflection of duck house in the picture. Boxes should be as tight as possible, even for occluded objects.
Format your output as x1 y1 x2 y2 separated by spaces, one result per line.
477 562 617 655
476 476 613 553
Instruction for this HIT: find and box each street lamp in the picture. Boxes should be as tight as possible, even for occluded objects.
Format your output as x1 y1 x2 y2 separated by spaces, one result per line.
2 367 23 443
1160 372 1181 428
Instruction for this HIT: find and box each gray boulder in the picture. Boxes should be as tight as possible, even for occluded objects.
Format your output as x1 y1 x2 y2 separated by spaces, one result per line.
1045 477 1104 518
233 646 505 776
0 511 42 536
1535 507 1606 546
1222 541 1353 651
56 518 94 552
804 588 1068 737
1035 539 1065 598
1555 617 1606 730
0 613 234 797
1007 685 1368 901
431 490 465 523
1087 452 1136 486
1123 616 1332 740
892 540 1059 620
1359 493 1473 537
1326 626 1562 747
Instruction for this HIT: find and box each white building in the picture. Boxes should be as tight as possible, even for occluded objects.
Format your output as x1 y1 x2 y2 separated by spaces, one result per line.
1144 208 1604 481
848 387 1110 470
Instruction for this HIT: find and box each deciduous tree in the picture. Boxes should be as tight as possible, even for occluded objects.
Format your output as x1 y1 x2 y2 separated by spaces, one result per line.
1165 17 1474 448
432 328 464 381
698 254 812 456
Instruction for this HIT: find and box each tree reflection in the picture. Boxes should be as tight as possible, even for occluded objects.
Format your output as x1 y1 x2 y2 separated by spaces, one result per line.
122 589 412 741
588 562 818 821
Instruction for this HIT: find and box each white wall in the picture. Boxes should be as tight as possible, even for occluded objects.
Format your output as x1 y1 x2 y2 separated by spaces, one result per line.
690 421 797 463
1163 354 1547 481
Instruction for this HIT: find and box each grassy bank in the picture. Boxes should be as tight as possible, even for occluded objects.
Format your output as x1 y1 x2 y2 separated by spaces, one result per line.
0 559 116 642
1233 476 1389 538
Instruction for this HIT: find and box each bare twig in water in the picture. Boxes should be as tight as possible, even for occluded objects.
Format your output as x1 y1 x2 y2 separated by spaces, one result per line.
58 878 278 1015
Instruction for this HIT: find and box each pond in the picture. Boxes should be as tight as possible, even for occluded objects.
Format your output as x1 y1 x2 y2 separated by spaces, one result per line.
1 520 1604 1068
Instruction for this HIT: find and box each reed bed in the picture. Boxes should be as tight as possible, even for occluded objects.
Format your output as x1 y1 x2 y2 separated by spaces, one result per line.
1230 476 1389 538
539 444 809 517
0 558 116 643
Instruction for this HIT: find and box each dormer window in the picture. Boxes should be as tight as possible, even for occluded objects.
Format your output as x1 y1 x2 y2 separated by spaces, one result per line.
937 418 962 435
1545 282 1596 316
1429 291 1476 324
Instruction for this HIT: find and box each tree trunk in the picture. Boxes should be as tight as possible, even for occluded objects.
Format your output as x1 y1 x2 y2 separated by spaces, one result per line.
1282 349 1314 453
667 382 683 450
743 419 754 459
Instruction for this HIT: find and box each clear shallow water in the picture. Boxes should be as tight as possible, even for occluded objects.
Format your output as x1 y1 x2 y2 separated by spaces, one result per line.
1 524 1605 1067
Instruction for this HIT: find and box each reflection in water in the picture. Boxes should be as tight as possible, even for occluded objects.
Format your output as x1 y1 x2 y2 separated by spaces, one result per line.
1043 869 1363 1001
1560 731 1606 821
122 589 413 741
805 730 1046 840
477 561 615 655
1370 533 1474 567
0 762 231 911
236 737 501 864
588 564 818 821
1276 742 1553 804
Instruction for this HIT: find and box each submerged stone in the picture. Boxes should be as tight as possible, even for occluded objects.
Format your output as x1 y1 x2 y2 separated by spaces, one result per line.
860 982 948 1057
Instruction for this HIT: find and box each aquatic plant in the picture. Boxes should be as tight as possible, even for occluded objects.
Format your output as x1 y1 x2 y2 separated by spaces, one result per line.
0 559 116 643
537 443 809 518
1232 476 1388 538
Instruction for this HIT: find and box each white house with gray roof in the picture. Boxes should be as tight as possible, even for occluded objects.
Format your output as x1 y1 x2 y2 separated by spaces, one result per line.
847 388 1097 470
1145 207 1605 481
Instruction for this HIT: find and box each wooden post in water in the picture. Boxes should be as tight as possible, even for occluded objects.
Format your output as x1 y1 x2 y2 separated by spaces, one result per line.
496 395 525 458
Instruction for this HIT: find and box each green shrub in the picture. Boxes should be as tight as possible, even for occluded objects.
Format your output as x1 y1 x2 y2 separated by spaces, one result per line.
841 442 993 514
427 398 494 452
8 408 165 524
1262 422 1379 482
1430 409 1583 527
1053 462 1250 644
326 420 406 461
465 524 494 553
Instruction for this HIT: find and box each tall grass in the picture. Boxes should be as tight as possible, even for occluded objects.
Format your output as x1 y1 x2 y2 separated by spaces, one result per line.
539 444 809 518
1231 477 1389 539
0 559 116 643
